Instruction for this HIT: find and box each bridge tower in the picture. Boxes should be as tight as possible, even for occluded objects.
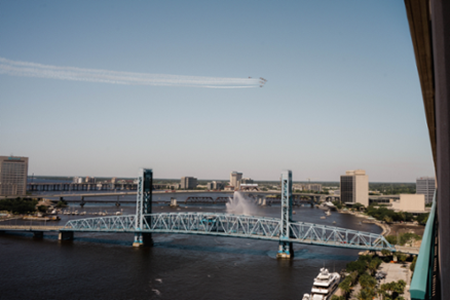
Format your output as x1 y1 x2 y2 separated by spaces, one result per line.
277 170 294 259
133 168 153 247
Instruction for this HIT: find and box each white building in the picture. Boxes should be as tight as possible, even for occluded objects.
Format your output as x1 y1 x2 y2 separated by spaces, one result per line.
340 169 369 206
416 177 436 204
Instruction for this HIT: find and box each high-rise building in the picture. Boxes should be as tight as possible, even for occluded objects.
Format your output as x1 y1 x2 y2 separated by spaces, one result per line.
0 156 29 196
180 176 198 190
230 171 243 189
416 177 436 204
340 169 369 206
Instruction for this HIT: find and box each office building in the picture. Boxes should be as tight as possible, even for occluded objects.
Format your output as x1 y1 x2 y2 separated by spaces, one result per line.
180 176 197 190
0 156 29 196
240 178 254 184
340 169 369 206
207 181 223 190
416 177 435 204
230 171 243 189
302 183 322 192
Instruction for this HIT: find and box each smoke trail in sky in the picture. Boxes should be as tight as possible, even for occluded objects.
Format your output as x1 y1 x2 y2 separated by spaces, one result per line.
0 57 266 88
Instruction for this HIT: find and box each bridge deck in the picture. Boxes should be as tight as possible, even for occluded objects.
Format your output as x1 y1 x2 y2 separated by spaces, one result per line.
0 225 63 231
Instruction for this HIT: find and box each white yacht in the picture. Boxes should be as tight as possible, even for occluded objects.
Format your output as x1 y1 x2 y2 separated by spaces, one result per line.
309 268 340 300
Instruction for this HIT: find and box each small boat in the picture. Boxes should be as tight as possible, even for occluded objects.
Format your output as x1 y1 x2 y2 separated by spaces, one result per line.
325 210 331 216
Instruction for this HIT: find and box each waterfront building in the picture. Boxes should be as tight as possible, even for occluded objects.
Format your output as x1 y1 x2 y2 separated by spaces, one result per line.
340 170 369 206
302 183 322 192
391 194 426 213
180 176 197 190
230 171 243 189
370 194 426 213
240 183 259 191
207 181 223 190
0 156 29 196
73 177 84 183
416 176 435 204
85 176 96 183
240 178 253 184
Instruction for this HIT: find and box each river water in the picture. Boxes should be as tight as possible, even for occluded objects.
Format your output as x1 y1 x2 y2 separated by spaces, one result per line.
0 193 381 300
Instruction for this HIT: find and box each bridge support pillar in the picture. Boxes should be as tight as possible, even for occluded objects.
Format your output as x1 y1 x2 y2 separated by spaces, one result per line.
277 240 294 259
58 231 73 241
133 232 153 247
277 170 294 259
133 168 153 248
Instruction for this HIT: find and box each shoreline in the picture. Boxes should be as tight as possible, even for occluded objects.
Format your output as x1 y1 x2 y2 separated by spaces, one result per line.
336 208 391 236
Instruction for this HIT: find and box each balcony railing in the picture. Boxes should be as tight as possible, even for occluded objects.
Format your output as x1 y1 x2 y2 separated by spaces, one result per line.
410 191 438 300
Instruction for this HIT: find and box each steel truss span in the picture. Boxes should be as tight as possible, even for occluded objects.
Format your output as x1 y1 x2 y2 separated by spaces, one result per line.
62 213 395 251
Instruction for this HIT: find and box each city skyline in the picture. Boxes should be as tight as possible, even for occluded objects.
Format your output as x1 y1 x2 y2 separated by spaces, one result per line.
0 1 434 182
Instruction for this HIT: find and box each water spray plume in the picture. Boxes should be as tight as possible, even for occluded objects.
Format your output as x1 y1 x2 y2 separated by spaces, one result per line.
0 57 267 89
226 191 259 216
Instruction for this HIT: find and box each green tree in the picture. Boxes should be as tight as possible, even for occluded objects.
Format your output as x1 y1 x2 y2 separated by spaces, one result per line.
37 205 47 213
380 280 406 299
338 277 352 298
359 273 377 290
56 200 68 208
367 258 382 276
0 198 38 214
346 260 366 276
357 287 376 300
410 256 417 272
395 252 407 263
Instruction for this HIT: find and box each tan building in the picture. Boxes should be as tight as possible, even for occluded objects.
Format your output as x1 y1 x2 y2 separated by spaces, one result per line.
0 156 29 196
230 171 243 189
391 194 426 213
340 169 369 206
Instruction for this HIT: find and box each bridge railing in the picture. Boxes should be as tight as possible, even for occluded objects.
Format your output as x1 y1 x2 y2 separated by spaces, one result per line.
63 215 136 232
142 212 282 240
288 222 394 251
410 190 438 300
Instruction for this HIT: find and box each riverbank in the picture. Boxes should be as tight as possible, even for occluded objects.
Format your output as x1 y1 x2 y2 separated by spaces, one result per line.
337 209 391 236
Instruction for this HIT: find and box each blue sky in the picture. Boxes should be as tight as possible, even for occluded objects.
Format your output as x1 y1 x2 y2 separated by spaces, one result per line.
0 1 434 182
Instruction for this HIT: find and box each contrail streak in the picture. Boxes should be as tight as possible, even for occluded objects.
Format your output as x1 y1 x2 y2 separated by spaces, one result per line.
0 57 266 88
